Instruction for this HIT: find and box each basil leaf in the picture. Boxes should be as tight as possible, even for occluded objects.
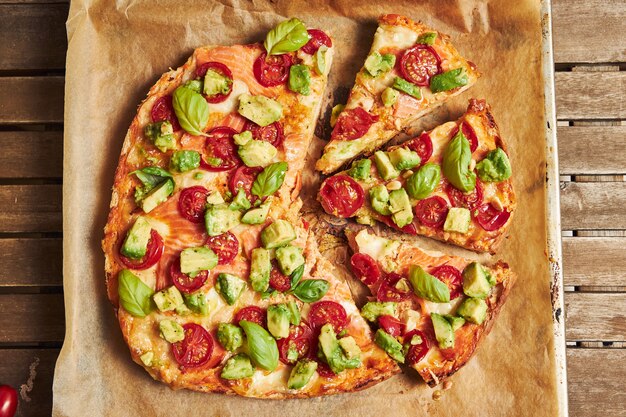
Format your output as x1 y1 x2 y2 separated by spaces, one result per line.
251 162 288 197
430 68 468 93
118 269 154 317
264 18 310 55
288 64 311 95
290 264 305 289
172 86 210 136
442 130 476 192
408 265 450 303
315 46 328 75
392 77 421 99
292 279 329 303
406 163 441 199
130 167 173 201
239 320 279 371
476 148 512 182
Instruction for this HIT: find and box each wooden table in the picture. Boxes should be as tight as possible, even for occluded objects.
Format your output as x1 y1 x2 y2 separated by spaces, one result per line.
0 1 624 416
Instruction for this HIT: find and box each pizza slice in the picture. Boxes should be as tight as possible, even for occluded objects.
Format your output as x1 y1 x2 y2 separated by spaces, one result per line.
103 18 398 398
316 13 480 174
345 228 516 386
319 99 516 254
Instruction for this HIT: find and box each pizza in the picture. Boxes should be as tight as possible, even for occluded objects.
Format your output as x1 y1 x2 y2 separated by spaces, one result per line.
345 228 516 386
319 99 516 254
315 14 480 174
102 18 399 398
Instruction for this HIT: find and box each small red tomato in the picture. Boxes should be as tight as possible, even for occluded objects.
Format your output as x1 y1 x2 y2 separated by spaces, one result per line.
0 385 18 417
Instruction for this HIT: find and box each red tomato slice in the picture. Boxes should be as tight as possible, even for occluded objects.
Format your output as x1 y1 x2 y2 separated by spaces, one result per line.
0 385 17 417
399 45 442 86
330 107 379 141
243 120 284 148
277 321 315 365
170 256 209 294
475 203 511 231
301 29 332 54
414 196 449 228
234 306 267 328
195 61 233 104
178 186 209 223
446 180 483 211
253 52 293 87
171 323 214 369
308 301 349 333
404 329 430 365
319 175 365 218
406 132 433 165
315 360 336 378
378 214 418 235
205 232 239 265
150 95 181 131
450 122 478 152
378 315 405 338
350 253 381 285
119 229 164 270
377 272 412 302
229 165 263 203
269 262 292 292
430 265 463 300
200 126 241 171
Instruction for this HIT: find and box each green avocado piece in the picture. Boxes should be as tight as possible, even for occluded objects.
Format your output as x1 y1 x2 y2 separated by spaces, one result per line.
369 184 391 215
430 68 469 93
392 77 421 99
387 147 421 171
179 246 218 275
216 273 246 305
205 203 242 236
249 248 271 292
389 188 414 228
442 314 466 331
431 313 455 349
338 336 361 360
183 79 203 94
287 359 318 390
374 329 405 363
233 130 253 146
457 297 488 324
241 199 271 225
153 286 185 312
381 87 399 107
416 32 437 45
462 262 492 299
287 300 301 325
318 323 361 374
267 304 291 339
183 291 211 315
120 216 152 259
159 319 184 343
347 159 371 180
374 151 400 181
361 301 397 322
238 139 277 168
139 351 154 366
144 121 176 152
476 148 512 183
220 353 255 380
443 207 471 234
261 220 296 249
169 150 200 172
364 51 396 77
330 104 345 127
238 93 282 127
206 191 225 205
217 323 244 351
229 189 251 211
275 245 305 276
139 179 174 213
288 64 311 95
203 69 232 97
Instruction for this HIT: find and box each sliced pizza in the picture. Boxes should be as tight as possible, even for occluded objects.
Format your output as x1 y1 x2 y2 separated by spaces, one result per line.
102 19 398 398
345 228 516 386
319 99 516 254
316 13 480 174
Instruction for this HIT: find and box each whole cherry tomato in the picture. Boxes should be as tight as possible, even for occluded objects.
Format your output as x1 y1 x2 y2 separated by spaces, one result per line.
0 385 18 417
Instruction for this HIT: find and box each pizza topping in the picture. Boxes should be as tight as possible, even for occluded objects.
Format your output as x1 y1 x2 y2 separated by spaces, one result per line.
150 95 181 131
378 315 405 338
382 87 399 107
416 32 437 45
276 245 305 276
119 229 164 270
205 232 239 265
378 214 419 235
308 301 349 333
449 122 479 153
172 85 210 137
442 130 476 193
197 62 233 103
171 323 214 369
360 301 397 322
288 64 311 95
462 262 493 299
350 253 381 285
388 188 414 228
317 323 361 373
301 29 332 54
220 353 255 380
216 323 244 352
200 126 242 171
264 18 310 55
399 45 441 87
177 186 209 223
204 203 242 237
251 161 288 199
278 321 315 365
373 151 400 181
408 265 451 303
239 320 279 371
443 207 471 234
374 329 405 363
364 51 396 77
430 67 469 93
407 132 434 164
253 52 293 87
287 360 318 390
476 148 512 182
120 216 152 260
392 76 422 99
414 196 449 228
314 45 328 75
216 273 246 305
179 246 218 276
267 303 292 339
475 203 511 231
377 272 412 302
330 107 378 141
320 175 365 218
144 121 176 152
446 180 483 211
170 150 201 172
229 166 262 206
117 269 154 317
235 306 267 328
347 158 371 181
260 219 296 249
170 256 209 294
403 329 430 365
315 360 336 378
249 248 272 293
430 265 463 300
457 297 488 325
159 319 185 343
330 104 345 127
153 285 186 312
131 167 175 213
388 147 422 172
269 262 292 292
243 120 285 148
406 163 441 200
237 136 278 168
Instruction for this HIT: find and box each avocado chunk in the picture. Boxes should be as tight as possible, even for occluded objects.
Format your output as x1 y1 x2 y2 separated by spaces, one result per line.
267 304 291 339
238 139 277 168
392 77 421 99
183 291 212 315
476 148 512 182
217 323 244 351
443 207 471 234
361 301 397 322
443 314 466 331
408 265 450 303
159 319 184 343
318 323 361 374
369 184 391 215
229 189 251 211
206 191 225 205
120 216 152 259
374 329 405 363
205 203 241 236
275 245 305 276
233 130 253 146
388 147 421 171
364 51 396 77
462 262 492 299
417 32 437 45
220 353 255 380
144 121 176 152
153 286 185 312
374 151 400 181
170 150 200 172
261 220 296 249
203 69 231 97
249 248 271 292
330 104 345 127
287 359 318 390
382 87 399 107
287 300 301 325
238 93 283 127
430 68 468 93
347 159 371 180
139 351 154 366
431 313 455 349
241 199 271 225
288 64 311 95
457 297 488 324
216 273 246 305
179 246 218 275
389 188 414 228
139 178 174 213
338 336 361 360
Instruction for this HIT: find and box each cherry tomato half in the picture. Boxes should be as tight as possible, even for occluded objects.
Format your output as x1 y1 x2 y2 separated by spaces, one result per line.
253 52 293 87
330 107 378 141
269 262 292 292
475 203 511 231
200 126 241 171
378 215 418 235
195 61 233 104
377 272 412 302
171 323 214 369
0 385 17 417
406 132 433 165
350 253 381 285
277 321 315 365
430 265 463 300
170 256 209 294
234 306 267 328
446 180 483 211
229 165 263 204
378 315 405 338
119 229 164 270
319 175 365 218
308 301 349 333
404 329 430 365
301 29 332 54
150 95 181 131
399 45 442 87
315 360 336 378
243 120 284 148
178 186 209 223
414 196 449 228
205 232 239 265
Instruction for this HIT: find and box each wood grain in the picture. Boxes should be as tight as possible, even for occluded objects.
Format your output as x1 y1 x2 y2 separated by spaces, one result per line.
0 77 64 124
560 181 626 230
0 131 63 178
0 185 62 233
555 72 625 120
563 237 626 288
557 126 626 175
0 294 64 343
0 4 68 70
0 239 62 287
565 293 626 341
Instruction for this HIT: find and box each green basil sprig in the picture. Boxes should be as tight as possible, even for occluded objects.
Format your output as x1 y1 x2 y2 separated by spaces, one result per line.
442 130 476 192
290 264 305 289
172 86 210 136
476 148 512 182
291 279 329 303
239 320 279 371
264 18 310 55
406 163 441 199
130 167 173 201
118 269 154 317
408 265 450 303
430 68 468 93
252 162 288 197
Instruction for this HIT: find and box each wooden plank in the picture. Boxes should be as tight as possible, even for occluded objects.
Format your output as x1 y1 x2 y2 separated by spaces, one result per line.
555 72 625 120
552 0 626 64
0 131 63 178
0 349 58 417
567 348 626 417
0 239 62 287
0 4 68 70
563 237 626 287
0 185 62 233
560 182 626 230
0 77 64 124
565 293 626 341
557 126 626 175
0 294 64 343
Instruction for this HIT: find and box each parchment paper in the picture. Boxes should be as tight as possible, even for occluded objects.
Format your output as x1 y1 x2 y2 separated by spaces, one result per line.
55 1 560 415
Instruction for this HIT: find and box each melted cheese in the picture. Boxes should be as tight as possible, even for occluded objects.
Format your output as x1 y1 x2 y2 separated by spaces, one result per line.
354 229 400 262
207 80 249 114
422 297 463 316
371 24 418 52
